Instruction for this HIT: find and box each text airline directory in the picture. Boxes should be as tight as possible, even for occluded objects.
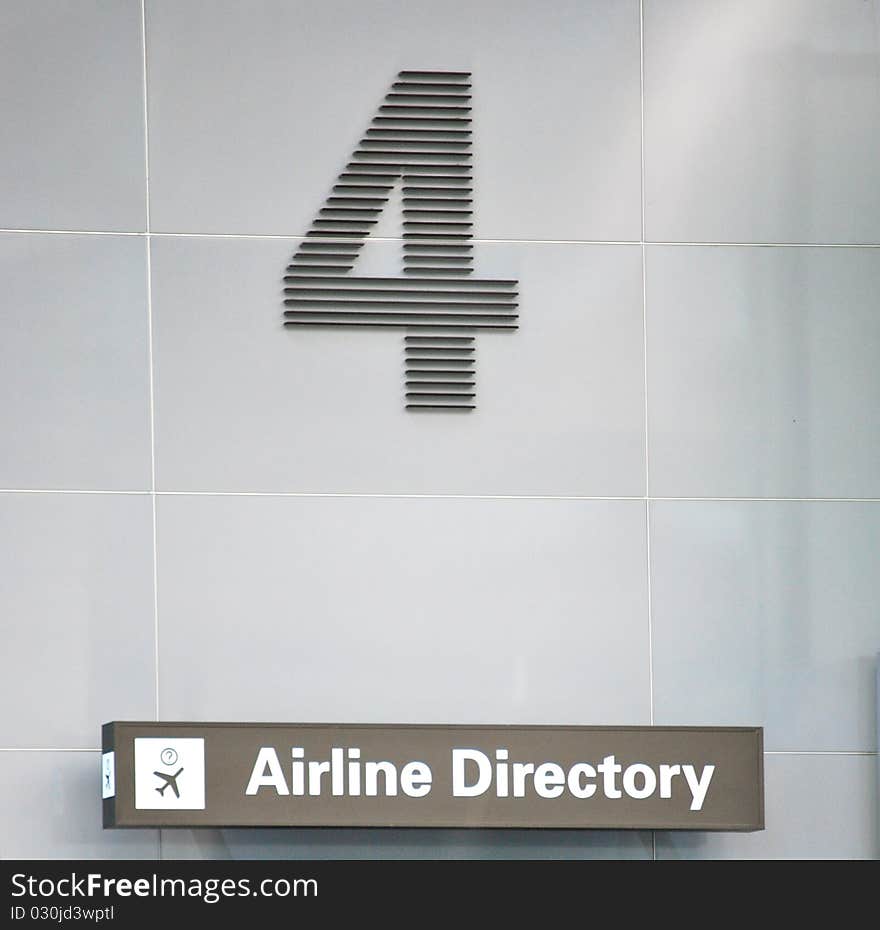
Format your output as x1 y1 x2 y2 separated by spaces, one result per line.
245 746 716 812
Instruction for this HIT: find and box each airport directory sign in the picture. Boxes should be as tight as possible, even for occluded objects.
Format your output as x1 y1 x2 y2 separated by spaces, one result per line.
102 722 764 831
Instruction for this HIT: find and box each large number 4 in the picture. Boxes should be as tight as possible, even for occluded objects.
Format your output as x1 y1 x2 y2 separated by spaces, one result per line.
282 71 519 411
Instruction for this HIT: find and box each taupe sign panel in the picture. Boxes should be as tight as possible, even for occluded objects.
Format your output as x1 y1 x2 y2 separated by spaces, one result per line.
102 722 764 831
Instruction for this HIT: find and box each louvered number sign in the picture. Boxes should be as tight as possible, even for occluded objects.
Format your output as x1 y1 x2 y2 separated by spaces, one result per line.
282 71 519 411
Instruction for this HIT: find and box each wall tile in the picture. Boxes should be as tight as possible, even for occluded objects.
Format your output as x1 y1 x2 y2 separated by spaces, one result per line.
0 234 151 490
651 501 880 751
156 495 650 725
0 1 146 231
644 0 880 243
656 753 878 859
0 751 158 859
152 236 645 495
0 493 156 748
647 246 880 498
146 0 641 240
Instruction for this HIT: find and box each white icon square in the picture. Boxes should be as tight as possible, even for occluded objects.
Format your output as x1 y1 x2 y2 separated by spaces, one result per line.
134 737 206 810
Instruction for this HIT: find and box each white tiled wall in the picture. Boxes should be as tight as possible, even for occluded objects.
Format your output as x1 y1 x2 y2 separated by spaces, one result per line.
1 0 877 860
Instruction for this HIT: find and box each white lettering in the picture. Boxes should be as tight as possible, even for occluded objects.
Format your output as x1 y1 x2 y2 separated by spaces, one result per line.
567 763 597 799
365 761 398 797
242 745 719 813
682 764 715 811
533 762 565 799
348 747 361 796
622 763 657 799
291 747 305 796
596 755 622 799
659 763 681 799
245 747 289 796
495 748 509 798
308 760 330 796
331 747 345 796
452 749 492 797
400 761 432 798
512 762 536 798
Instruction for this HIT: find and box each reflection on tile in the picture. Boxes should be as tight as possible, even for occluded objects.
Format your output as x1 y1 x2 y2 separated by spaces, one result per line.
157 496 650 725
656 754 878 859
160 827 652 860
0 493 156 748
0 752 158 859
0 1 145 231
651 501 880 751
146 0 640 239
152 236 645 494
644 0 880 243
647 246 880 498
0 234 151 490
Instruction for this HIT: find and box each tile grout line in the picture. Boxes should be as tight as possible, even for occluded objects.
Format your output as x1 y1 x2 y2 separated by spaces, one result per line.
0 748 104 753
639 0 653 732
639 0 656 864
647 497 880 503
641 241 880 249
0 228 145 236
0 489 153 495
140 0 160 733
3 489 880 502
4 227 880 248
141 0 162 861
140 0 157 715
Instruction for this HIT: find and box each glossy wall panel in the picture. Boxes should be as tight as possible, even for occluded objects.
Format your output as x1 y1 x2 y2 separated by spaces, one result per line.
145 0 641 240
0 493 156 749
646 246 880 499
0 752 158 860
650 501 880 752
656 754 878 860
0 234 151 490
0 1 146 232
644 0 880 244
156 496 650 725
151 237 645 495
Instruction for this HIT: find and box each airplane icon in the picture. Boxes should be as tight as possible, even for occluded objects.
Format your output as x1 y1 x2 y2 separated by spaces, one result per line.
154 767 184 798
